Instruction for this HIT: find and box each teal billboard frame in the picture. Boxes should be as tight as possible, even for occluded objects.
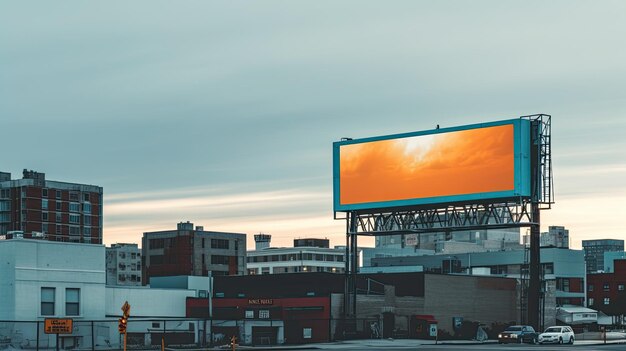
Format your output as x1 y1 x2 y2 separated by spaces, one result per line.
333 118 531 212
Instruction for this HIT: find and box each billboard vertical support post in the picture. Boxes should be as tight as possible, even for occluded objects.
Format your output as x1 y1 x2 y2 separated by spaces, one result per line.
528 204 541 331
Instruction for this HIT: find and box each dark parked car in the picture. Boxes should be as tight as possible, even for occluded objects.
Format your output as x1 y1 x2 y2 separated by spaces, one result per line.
498 325 539 344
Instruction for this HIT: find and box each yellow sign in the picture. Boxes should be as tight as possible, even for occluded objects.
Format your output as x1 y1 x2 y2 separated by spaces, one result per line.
44 319 73 334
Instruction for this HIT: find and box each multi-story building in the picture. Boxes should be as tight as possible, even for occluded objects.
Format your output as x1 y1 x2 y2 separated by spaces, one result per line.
540 226 570 248
603 251 626 273
587 259 626 320
247 235 345 275
0 170 103 244
582 239 624 273
376 228 522 253
106 243 142 286
369 247 586 307
142 222 246 284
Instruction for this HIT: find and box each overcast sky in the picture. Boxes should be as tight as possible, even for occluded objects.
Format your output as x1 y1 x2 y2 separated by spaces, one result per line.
2 1 625 249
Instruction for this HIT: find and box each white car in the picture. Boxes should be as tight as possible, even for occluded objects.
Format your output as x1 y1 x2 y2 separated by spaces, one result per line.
538 326 575 344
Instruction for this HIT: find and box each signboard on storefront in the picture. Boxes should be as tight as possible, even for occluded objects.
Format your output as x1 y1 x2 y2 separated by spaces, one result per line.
248 298 274 305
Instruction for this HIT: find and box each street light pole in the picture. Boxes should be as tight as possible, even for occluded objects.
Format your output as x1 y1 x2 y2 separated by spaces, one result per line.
208 271 213 347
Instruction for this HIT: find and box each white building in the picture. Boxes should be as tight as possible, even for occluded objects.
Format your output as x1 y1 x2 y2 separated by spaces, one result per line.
106 243 142 286
247 236 345 274
540 226 570 248
0 238 207 349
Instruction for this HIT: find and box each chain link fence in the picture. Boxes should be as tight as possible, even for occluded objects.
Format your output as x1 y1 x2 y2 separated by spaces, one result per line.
0 318 397 350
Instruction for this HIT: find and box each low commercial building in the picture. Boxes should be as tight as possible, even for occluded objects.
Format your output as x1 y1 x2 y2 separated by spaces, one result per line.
247 236 345 275
185 272 520 344
0 238 205 349
369 247 585 308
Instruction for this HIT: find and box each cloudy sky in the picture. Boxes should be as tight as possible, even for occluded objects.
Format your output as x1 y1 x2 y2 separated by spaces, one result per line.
2 1 625 249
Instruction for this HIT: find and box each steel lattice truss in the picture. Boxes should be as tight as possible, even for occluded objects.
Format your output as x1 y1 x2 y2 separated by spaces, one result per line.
346 200 537 235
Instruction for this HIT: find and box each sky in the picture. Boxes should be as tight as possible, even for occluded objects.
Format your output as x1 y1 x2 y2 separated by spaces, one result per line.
2 1 626 250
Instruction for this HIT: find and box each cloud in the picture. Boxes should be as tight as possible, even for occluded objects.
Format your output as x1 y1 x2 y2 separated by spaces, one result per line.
103 185 347 248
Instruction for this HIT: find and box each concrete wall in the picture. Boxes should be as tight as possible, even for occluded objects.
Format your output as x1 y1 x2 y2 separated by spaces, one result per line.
0 239 106 321
423 274 518 333
105 286 196 318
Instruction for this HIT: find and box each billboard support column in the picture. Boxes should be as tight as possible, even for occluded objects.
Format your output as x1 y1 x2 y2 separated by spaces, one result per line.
344 212 358 331
528 204 541 331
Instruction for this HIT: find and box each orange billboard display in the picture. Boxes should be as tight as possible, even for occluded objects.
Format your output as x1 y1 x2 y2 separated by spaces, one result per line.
333 119 530 211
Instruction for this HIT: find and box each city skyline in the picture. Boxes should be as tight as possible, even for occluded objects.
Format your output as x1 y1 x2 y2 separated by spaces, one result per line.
3 1 626 249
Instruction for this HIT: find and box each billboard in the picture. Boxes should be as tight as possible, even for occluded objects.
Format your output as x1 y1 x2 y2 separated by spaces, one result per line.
333 119 531 212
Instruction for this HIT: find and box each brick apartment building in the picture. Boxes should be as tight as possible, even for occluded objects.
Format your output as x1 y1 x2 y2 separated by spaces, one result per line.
0 170 103 244
142 221 246 284
587 259 626 317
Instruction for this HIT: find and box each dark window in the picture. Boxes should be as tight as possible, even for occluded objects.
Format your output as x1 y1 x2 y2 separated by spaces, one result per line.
56 190 61 199
66 288 79 316
211 239 229 249
588 284 594 292
42 212 48 221
150 239 165 249
42 189 48 197
604 283 610 291
56 202 62 211
211 255 230 265
41 287 55 315
69 192 79 201
83 193 90 202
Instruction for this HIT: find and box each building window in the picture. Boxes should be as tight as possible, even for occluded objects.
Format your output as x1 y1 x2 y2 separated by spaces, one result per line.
604 297 610 305
56 202 62 211
588 284 594 292
42 199 48 210
619 284 625 291
211 255 230 265
69 203 80 213
211 239 229 249
42 189 48 197
84 227 91 236
259 310 269 319
604 283 610 291
303 328 312 339
69 226 79 235
83 193 90 202
245 310 254 319
83 215 91 225
56 225 62 234
588 298 594 306
42 212 48 221
83 203 91 214
56 213 62 223
69 192 79 201
56 190 61 199
69 214 80 224
66 288 79 316
41 287 55 316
